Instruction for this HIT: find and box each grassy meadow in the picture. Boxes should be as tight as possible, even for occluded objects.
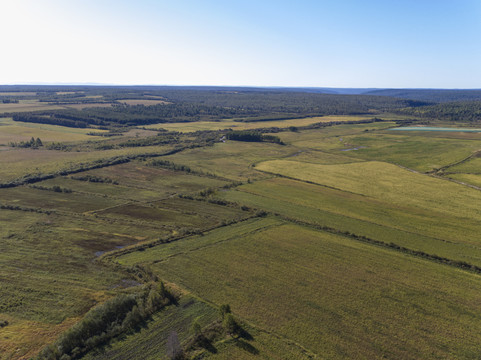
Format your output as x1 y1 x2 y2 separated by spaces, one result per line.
145 115 374 132
0 118 106 144
117 218 481 359
2 89 481 360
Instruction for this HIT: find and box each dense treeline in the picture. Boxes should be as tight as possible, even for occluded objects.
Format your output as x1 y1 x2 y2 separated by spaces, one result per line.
6 86 481 129
150 89 427 114
10 103 245 128
366 89 481 103
399 101 481 122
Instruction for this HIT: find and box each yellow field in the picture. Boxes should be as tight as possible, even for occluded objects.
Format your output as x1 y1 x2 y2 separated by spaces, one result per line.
61 103 113 110
0 117 106 144
255 159 481 221
0 100 64 114
145 115 374 132
0 92 37 96
119 99 169 106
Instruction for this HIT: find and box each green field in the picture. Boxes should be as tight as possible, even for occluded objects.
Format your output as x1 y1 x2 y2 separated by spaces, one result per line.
117 218 481 359
0 118 106 144
2 88 481 360
145 115 374 132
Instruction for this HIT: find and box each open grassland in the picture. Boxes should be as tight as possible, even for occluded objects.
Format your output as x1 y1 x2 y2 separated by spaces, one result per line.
280 149 365 165
81 161 230 193
0 186 124 212
117 219 481 359
0 117 106 144
162 141 295 180
0 145 175 182
34 161 231 202
98 198 247 232
275 122 398 151
2 107 481 360
255 160 481 221
335 133 481 172
36 176 165 202
0 100 64 114
217 177 481 267
274 123 481 172
145 115 374 132
444 154 481 174
60 103 114 110
0 210 137 359
446 173 481 188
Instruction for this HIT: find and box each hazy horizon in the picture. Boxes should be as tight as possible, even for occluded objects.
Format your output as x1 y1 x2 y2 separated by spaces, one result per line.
2 0 481 88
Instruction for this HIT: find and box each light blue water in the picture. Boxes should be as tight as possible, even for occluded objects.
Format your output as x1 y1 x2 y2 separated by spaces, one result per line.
390 127 481 132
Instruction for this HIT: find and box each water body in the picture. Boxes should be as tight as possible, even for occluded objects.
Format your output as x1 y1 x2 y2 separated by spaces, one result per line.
390 126 481 132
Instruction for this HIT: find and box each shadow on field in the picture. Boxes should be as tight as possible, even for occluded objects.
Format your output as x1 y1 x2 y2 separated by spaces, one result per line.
235 338 259 355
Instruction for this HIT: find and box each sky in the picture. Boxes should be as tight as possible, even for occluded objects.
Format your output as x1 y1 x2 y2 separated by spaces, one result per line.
1 0 481 88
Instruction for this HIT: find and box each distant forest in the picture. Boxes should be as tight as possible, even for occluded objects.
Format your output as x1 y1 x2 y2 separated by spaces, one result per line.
3 86 481 127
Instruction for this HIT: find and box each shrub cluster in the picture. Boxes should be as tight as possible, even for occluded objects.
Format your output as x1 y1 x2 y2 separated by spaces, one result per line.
9 137 42 148
71 175 118 185
37 282 172 360
225 130 283 144
31 185 72 193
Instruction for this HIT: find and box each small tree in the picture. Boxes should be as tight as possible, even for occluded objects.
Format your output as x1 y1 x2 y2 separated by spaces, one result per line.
219 304 231 319
191 319 202 337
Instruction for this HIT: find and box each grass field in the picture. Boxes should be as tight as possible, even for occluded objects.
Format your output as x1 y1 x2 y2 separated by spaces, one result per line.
217 177 481 267
0 209 133 359
120 99 169 106
0 145 175 182
255 159 481 221
444 154 481 174
145 115 374 132
162 141 295 180
2 102 481 360
117 218 481 359
0 100 64 114
0 118 106 144
446 173 481 188
335 132 481 172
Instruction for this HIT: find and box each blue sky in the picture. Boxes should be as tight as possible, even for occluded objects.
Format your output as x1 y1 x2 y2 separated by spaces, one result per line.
2 0 480 88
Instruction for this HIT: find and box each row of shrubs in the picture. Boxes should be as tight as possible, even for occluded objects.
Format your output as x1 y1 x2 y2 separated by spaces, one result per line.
148 159 225 180
31 185 72 193
37 282 173 360
0 203 52 214
71 175 119 185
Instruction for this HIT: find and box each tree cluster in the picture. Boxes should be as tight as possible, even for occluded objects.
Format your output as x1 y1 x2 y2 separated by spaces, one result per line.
226 130 283 144
9 137 43 148
37 282 173 360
